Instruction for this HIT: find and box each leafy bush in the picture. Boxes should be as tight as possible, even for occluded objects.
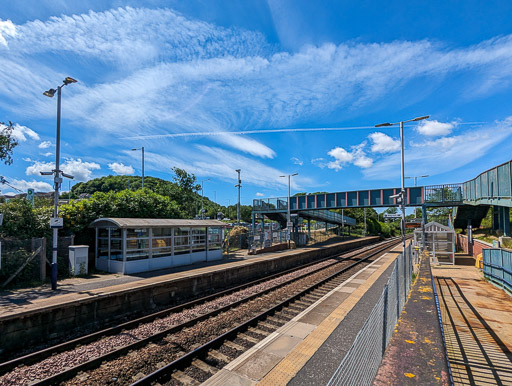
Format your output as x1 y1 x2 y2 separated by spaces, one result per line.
60 189 183 235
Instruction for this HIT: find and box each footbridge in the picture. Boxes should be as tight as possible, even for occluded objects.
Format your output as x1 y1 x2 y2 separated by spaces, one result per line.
253 159 512 236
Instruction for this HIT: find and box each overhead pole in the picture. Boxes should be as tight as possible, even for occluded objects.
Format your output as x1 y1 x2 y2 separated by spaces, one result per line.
235 169 241 225
375 115 430 256
41 77 77 291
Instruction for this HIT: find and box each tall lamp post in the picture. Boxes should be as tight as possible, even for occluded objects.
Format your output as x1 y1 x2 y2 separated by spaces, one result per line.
131 146 145 188
375 115 429 254
41 77 77 291
280 173 298 248
200 178 210 219
235 169 241 225
405 175 429 187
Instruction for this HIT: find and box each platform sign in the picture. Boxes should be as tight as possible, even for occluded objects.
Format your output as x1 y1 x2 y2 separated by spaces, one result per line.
27 188 35 206
287 221 293 228
383 213 401 219
50 217 64 229
405 222 422 229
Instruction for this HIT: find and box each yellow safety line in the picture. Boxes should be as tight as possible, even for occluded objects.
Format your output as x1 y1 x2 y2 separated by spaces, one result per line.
258 248 400 385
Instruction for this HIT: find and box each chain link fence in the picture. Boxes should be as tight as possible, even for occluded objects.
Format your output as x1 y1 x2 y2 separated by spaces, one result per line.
327 244 413 386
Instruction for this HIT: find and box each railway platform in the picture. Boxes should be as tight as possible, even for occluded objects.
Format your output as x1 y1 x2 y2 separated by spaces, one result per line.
0 236 378 359
432 261 512 385
204 242 405 385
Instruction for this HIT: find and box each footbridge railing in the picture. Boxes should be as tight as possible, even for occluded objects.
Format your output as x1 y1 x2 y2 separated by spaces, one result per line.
462 159 512 207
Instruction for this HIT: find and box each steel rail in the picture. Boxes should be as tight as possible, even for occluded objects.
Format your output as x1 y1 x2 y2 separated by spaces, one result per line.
0 238 384 374
33 239 398 385
132 239 401 385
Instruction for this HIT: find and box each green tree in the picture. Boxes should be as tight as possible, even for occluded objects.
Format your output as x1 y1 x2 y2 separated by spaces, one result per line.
0 121 18 165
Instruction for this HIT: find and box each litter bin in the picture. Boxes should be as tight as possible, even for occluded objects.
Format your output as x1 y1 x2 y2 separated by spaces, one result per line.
69 245 89 276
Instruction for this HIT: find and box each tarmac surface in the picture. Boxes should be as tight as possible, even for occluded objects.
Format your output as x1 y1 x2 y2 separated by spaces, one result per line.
432 262 512 385
373 253 450 385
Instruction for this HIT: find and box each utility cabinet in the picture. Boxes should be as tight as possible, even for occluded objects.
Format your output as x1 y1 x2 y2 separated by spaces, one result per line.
69 245 89 276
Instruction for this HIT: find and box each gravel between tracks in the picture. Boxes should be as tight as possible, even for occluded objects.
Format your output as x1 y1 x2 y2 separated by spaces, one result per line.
0 258 343 385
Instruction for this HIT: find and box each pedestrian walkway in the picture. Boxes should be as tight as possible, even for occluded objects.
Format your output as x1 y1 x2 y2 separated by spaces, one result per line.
373 253 450 385
432 264 512 385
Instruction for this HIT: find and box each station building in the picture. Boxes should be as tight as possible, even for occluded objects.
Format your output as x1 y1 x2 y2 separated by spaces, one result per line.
90 218 226 274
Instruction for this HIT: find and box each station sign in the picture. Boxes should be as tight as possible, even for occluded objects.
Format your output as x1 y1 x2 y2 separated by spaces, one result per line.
383 213 401 219
50 217 64 229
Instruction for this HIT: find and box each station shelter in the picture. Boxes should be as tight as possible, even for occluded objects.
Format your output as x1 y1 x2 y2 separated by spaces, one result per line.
90 218 226 274
414 221 456 265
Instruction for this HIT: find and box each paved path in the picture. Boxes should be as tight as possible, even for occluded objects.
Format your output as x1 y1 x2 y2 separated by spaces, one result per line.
373 254 450 385
432 264 512 385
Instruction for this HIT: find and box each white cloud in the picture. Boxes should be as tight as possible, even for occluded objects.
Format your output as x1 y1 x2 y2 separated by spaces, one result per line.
3 7 512 152
38 140 52 149
26 158 101 181
41 152 53 157
0 19 16 47
6 178 53 193
325 144 373 170
368 132 400 153
4 123 39 142
327 147 353 171
256 192 265 197
108 162 134 175
364 120 512 180
142 146 313 190
291 157 303 166
311 158 326 169
215 134 275 158
416 120 455 136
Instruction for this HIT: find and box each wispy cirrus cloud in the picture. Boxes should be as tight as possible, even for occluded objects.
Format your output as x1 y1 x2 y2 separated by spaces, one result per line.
2 7 512 186
364 119 512 180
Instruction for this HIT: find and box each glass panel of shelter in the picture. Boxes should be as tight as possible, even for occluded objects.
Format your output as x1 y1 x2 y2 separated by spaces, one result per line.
126 228 149 260
174 227 190 255
208 227 222 250
191 227 206 252
152 227 173 258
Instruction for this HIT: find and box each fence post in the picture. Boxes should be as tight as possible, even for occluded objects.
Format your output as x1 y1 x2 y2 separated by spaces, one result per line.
40 238 47 281
382 285 389 356
396 261 400 320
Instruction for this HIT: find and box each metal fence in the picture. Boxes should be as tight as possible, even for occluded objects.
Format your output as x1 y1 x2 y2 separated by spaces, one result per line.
247 229 288 250
327 244 413 386
482 248 512 294
0 236 75 288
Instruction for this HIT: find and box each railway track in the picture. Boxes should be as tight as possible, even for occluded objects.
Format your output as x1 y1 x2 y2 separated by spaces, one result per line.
0 238 400 386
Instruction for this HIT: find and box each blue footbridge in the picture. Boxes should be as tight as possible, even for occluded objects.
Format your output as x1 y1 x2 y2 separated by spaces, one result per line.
253 159 512 236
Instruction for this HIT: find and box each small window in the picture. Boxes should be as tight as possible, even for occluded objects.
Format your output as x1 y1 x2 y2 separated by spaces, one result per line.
153 228 173 237
127 228 148 238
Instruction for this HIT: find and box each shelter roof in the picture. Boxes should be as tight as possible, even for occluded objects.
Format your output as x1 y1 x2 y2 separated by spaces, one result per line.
90 218 227 228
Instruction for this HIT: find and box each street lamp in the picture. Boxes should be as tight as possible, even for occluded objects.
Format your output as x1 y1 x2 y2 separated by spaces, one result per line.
131 147 145 188
375 115 429 254
280 173 298 248
235 169 241 225
41 76 77 291
405 175 429 187
201 178 210 219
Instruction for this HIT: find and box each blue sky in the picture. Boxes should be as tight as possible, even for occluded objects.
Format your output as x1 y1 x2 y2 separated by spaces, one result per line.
1 0 512 206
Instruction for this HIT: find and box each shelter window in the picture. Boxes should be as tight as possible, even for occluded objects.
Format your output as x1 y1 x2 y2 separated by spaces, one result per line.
208 227 222 250
125 228 149 260
191 228 206 253
174 227 190 255
152 228 173 258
